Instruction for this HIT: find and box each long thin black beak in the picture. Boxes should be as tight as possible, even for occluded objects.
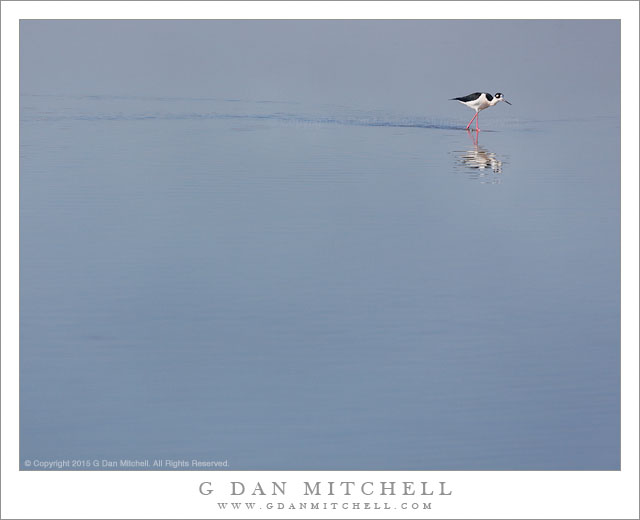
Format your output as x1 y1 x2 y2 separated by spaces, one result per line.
504 99 512 105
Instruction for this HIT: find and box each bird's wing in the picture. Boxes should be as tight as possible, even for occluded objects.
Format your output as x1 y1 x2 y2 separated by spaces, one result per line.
451 92 482 102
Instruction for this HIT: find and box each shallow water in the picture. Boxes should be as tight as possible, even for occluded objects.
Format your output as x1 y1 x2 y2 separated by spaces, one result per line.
20 95 620 470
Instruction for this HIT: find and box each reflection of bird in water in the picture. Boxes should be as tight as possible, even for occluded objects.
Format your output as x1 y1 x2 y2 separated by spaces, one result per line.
450 92 511 132
451 130 505 182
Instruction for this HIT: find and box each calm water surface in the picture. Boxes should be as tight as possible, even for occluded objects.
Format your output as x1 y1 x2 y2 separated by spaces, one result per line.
20 95 620 470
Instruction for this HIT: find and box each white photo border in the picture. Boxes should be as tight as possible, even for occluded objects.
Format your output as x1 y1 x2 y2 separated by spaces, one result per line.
2 2 638 519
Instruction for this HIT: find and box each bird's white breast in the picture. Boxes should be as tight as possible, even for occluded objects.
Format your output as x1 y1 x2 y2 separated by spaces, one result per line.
473 93 492 111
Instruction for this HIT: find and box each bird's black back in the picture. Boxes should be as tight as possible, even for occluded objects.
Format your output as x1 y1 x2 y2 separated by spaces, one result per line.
451 92 483 102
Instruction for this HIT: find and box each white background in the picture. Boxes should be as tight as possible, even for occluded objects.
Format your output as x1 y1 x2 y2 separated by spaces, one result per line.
2 2 638 519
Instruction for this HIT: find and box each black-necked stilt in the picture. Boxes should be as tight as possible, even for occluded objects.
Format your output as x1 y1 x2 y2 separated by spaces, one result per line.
450 92 511 131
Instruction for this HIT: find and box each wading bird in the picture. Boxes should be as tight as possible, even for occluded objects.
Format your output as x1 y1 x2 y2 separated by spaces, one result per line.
450 92 511 131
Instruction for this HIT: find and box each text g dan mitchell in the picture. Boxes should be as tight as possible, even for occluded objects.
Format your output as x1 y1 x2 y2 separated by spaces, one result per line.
199 481 452 497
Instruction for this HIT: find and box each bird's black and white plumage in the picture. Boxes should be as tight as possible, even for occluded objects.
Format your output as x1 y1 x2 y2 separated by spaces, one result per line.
450 92 511 131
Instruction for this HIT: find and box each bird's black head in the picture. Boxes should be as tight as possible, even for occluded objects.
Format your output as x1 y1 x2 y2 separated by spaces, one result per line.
494 93 512 105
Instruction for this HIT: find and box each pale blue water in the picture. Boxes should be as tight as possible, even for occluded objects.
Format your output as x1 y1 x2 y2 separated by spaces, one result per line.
20 94 620 470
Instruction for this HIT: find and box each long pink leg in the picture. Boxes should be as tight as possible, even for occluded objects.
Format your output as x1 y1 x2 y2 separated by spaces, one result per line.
465 112 478 130
476 113 480 132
